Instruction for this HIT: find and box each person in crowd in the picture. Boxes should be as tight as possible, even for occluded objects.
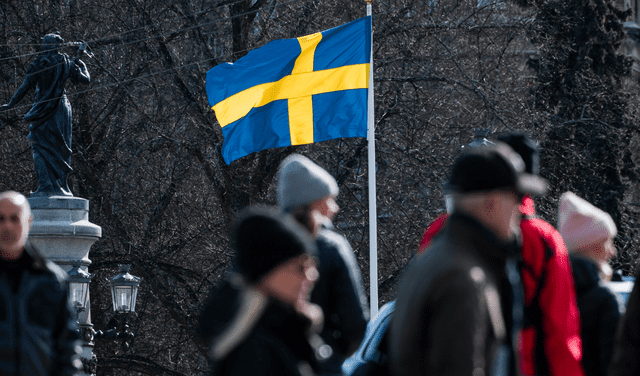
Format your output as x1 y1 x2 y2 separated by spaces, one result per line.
200 205 329 376
558 192 622 376
416 134 585 376
390 142 547 376
500 135 584 376
609 268 640 376
0 191 82 376
277 154 369 375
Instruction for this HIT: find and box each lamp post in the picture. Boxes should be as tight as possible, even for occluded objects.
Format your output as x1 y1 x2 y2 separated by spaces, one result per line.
95 264 142 351
67 260 97 375
68 260 93 315
67 264 142 375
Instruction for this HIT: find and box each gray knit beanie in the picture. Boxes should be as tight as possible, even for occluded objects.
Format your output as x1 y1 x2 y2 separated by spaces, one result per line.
277 154 339 211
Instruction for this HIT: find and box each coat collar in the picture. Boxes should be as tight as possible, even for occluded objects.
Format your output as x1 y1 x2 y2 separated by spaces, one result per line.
444 213 520 273
23 242 50 272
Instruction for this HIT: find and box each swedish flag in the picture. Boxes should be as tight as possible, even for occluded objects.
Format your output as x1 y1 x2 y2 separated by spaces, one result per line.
206 16 371 164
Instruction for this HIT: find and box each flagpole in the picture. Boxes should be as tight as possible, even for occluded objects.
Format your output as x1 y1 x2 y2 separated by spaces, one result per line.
366 0 378 317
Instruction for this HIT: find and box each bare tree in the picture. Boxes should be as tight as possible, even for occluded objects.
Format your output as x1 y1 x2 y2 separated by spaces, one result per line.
0 0 638 374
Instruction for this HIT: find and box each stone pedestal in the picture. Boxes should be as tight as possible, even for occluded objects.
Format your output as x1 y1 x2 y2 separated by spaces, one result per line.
27 196 102 376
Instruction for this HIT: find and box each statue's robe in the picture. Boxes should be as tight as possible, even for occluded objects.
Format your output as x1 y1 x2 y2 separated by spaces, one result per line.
11 52 90 196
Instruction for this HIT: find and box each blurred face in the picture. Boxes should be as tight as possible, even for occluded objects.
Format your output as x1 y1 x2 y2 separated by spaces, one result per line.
307 208 325 237
589 238 616 262
485 190 521 240
309 196 339 221
0 198 31 260
605 238 616 260
257 255 319 307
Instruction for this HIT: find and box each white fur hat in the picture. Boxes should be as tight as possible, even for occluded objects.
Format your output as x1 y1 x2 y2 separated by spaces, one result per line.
558 191 617 252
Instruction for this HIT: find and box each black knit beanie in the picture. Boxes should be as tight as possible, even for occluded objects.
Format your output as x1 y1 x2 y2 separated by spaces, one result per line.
233 205 316 284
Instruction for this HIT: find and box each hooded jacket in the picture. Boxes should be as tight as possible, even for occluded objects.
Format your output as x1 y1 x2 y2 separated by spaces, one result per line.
519 197 583 376
0 243 81 376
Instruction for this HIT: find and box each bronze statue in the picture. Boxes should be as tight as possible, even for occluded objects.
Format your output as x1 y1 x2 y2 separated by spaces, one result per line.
0 34 90 197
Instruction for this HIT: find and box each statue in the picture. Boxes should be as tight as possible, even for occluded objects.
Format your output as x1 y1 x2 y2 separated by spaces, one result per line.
0 34 90 197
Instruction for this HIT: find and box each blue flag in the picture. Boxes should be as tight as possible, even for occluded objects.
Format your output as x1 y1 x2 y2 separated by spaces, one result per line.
206 16 371 164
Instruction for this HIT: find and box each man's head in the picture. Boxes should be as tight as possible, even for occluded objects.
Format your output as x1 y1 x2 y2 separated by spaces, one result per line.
233 205 318 307
558 191 617 262
0 191 32 260
277 154 339 234
444 142 548 239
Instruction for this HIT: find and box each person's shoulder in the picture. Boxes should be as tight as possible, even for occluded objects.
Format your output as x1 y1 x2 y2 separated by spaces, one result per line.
400 243 486 301
317 227 348 245
24 243 69 285
214 333 277 376
317 228 353 255
43 259 70 286
600 282 625 309
522 217 568 252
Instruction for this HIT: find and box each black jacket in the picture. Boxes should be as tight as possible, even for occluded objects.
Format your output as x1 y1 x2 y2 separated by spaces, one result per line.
570 255 622 376
0 243 81 376
311 226 368 374
201 277 329 376
389 213 523 376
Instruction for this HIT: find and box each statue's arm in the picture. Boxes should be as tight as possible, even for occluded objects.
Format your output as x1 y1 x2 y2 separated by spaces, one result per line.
72 58 90 85
1 72 34 109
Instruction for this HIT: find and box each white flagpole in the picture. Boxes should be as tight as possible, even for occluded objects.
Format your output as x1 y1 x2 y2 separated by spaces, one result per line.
366 0 378 317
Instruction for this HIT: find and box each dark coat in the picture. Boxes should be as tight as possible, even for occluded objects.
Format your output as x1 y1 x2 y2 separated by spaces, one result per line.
200 278 327 376
389 213 523 376
570 255 622 376
0 243 81 376
310 226 368 374
609 269 640 376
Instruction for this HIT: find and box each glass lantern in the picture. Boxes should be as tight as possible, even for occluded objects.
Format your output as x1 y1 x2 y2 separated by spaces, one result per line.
68 260 92 312
109 265 142 313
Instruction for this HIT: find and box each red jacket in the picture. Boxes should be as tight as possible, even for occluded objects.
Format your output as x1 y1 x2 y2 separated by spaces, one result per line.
417 212 448 253
417 197 585 376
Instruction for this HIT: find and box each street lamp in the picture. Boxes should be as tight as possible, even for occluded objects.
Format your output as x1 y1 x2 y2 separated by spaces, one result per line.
68 260 93 314
94 264 142 351
109 264 141 313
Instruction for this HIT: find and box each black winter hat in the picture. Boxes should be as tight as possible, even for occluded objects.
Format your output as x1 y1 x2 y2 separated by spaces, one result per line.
233 205 316 284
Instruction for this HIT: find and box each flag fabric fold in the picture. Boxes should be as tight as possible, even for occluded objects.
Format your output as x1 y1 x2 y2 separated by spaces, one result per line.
206 16 371 164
